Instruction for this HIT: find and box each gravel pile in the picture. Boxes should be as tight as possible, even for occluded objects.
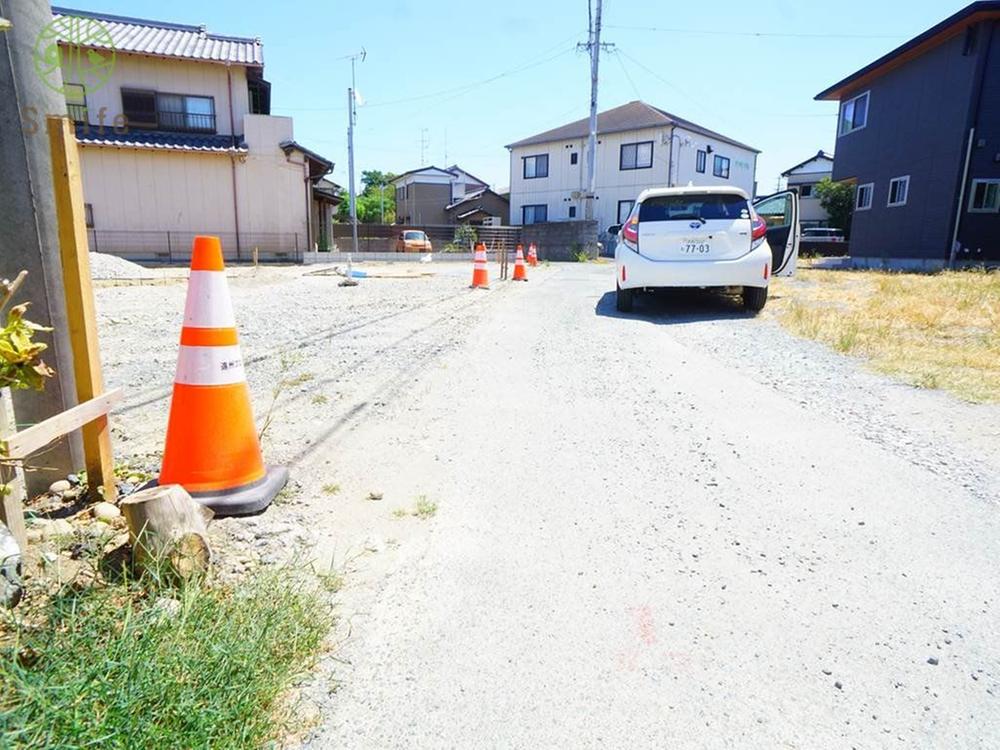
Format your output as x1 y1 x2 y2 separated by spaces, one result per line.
89 252 152 280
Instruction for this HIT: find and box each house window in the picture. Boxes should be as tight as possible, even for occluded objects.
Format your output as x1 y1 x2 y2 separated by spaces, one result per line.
568 206 577 218
800 184 813 198
157 93 215 132
522 204 547 224
523 154 549 179
65 83 87 123
839 91 869 136
121 89 158 127
713 155 730 179
695 150 706 174
969 179 1000 213
620 141 653 170
856 182 874 211
84 203 94 228
887 176 909 207
617 200 635 224
570 152 579 165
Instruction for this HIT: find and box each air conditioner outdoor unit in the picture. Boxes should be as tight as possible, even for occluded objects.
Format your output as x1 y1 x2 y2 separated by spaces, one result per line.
570 190 583 199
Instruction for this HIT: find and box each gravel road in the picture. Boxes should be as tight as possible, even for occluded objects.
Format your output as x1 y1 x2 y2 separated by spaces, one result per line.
96 262 1000 748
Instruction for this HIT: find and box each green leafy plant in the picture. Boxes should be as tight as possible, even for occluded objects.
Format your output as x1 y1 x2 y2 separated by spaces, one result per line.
813 177 855 236
453 224 477 249
0 274 54 392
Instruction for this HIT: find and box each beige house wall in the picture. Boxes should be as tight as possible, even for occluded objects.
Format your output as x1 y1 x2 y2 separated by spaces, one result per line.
66 54 249 135
80 147 236 234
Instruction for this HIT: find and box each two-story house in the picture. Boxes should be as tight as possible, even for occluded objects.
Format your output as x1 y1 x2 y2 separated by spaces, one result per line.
53 7 340 261
506 100 759 233
815 1 1000 266
781 151 835 228
391 165 503 225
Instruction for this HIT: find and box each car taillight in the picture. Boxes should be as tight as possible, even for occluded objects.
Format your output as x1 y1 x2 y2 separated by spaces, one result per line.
622 215 639 250
751 215 767 250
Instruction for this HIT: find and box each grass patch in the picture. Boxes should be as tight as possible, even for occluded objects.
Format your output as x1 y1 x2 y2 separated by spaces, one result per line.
414 496 438 519
321 483 340 496
311 394 329 405
1 569 331 749
769 268 1000 402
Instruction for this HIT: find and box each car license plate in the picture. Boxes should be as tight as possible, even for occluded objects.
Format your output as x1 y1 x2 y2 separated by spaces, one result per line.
679 240 711 255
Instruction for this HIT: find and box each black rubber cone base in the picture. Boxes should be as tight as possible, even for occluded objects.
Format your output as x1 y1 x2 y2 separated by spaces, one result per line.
190 466 289 516
143 466 289 517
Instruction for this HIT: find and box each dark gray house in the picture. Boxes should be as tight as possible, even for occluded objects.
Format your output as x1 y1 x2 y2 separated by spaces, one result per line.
816 1 1000 266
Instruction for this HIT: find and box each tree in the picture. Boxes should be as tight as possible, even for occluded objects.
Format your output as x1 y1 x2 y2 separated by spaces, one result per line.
813 177 855 236
336 170 397 224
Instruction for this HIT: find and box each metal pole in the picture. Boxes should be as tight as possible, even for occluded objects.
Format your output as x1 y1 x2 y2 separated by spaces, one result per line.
347 86 359 255
584 0 603 222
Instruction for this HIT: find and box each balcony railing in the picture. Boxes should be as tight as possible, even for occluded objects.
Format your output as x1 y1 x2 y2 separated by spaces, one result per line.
155 110 216 134
66 103 87 123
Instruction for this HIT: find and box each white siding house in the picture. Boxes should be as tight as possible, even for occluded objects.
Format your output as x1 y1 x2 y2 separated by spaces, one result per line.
781 151 835 227
506 101 760 232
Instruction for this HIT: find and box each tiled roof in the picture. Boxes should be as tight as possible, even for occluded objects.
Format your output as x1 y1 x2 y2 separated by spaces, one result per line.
52 7 263 66
75 125 248 153
506 100 759 153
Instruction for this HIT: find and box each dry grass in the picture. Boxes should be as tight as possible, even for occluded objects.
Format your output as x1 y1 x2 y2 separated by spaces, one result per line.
768 267 1000 403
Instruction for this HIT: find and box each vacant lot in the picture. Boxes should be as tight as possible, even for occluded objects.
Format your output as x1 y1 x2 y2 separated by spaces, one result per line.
77 262 1000 747
769 267 1000 402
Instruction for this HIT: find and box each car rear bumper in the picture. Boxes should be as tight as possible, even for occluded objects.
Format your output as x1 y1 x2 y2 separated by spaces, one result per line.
615 242 772 290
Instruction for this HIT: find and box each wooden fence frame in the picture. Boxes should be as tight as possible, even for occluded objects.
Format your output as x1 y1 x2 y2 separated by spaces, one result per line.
0 117 118 547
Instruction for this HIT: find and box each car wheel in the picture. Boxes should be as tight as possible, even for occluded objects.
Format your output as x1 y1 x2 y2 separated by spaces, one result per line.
616 284 634 313
742 285 768 313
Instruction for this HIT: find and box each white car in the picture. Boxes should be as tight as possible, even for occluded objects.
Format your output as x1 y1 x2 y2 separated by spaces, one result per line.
612 186 800 314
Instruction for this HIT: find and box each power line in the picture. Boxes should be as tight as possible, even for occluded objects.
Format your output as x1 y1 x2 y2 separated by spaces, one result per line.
605 23 906 39
612 49 642 100
274 31 586 114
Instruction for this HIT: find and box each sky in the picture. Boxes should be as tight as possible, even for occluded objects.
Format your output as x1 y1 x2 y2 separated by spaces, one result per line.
60 0 970 194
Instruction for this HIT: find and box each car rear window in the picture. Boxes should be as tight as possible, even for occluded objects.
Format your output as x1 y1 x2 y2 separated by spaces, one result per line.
403 231 425 240
639 194 749 222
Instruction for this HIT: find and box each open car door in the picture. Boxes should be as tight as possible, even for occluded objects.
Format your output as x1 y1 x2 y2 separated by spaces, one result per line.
752 191 800 276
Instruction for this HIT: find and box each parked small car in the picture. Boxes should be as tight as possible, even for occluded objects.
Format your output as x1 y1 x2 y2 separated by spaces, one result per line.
395 230 433 253
802 227 845 242
612 186 800 314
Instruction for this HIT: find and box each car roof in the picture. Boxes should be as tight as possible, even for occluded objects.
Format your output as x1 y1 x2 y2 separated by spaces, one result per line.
636 185 750 202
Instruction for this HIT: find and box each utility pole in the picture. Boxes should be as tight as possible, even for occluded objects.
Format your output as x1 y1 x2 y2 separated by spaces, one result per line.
419 128 429 165
345 49 365 254
0 0 85 493
578 0 613 222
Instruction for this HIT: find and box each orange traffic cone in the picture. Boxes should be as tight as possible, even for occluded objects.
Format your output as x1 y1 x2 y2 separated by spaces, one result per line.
512 244 528 281
158 236 288 515
527 243 538 266
471 242 490 288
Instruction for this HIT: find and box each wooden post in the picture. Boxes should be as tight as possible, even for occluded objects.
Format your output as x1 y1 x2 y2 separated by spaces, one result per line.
0 389 27 548
46 117 116 504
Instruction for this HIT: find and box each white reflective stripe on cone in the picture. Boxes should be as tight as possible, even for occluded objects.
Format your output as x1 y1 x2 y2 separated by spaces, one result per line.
175 344 246 386
183 271 237 328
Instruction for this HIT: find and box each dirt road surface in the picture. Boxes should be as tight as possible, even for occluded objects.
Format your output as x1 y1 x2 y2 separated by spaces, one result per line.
97 262 1000 748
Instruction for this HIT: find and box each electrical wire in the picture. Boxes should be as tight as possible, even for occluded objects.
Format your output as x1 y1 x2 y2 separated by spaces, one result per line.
273 30 587 114
605 24 905 40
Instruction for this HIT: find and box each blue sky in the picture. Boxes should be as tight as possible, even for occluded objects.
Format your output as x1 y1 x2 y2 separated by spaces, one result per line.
66 0 968 193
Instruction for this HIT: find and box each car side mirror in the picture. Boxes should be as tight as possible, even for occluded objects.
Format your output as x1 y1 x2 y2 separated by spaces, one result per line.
607 224 621 236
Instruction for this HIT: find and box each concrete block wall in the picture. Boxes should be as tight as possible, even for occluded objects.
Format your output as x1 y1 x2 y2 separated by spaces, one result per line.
520 220 599 261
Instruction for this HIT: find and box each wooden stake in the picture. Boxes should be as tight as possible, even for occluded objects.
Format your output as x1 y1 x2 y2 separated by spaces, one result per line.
46 116 116 504
0 389 27 548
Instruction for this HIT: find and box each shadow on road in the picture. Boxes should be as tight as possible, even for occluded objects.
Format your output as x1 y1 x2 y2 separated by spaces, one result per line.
594 288 757 324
